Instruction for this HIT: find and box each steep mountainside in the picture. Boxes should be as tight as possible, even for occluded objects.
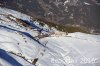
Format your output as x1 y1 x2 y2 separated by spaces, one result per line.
0 7 100 66
0 0 100 34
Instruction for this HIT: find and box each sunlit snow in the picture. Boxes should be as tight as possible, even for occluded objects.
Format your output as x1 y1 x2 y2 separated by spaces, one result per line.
0 7 100 66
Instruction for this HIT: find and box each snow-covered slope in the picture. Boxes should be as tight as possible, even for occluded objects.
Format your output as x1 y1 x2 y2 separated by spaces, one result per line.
0 7 100 66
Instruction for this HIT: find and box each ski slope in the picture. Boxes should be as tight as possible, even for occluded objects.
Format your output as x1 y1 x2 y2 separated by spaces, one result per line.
0 7 100 66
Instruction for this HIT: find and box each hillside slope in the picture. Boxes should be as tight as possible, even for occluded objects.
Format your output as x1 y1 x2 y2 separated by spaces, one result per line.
0 7 100 66
0 0 100 33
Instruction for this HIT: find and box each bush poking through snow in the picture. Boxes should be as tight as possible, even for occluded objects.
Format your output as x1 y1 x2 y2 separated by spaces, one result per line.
32 58 38 65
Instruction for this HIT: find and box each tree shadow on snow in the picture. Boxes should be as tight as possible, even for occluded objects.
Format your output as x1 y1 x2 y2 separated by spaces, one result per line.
0 49 23 66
